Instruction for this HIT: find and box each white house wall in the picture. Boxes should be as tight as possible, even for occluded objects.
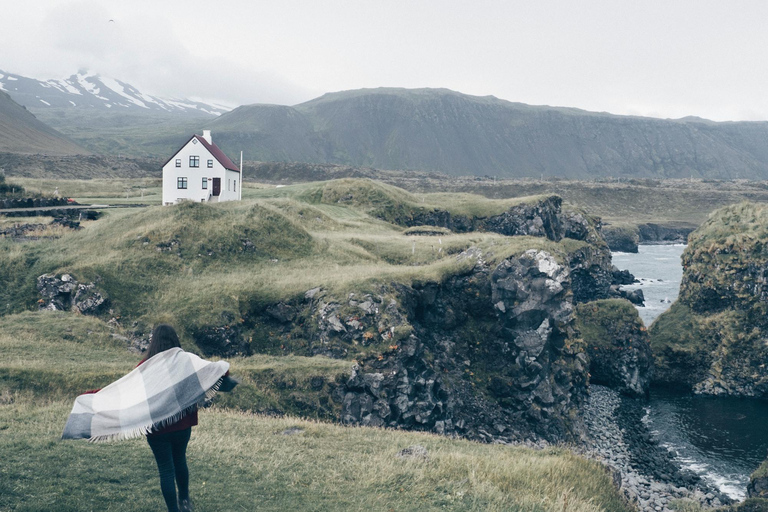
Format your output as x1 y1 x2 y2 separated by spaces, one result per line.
162 138 241 205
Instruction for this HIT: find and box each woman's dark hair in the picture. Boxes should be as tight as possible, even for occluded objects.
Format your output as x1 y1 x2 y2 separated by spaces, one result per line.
145 324 181 359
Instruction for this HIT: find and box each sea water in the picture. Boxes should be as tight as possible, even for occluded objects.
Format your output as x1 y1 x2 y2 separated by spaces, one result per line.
612 244 768 500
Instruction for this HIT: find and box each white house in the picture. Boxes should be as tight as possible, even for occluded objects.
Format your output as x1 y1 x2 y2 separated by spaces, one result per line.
162 130 242 205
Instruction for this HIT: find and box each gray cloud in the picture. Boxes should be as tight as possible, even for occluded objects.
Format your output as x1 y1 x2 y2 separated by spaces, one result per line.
2 0 768 119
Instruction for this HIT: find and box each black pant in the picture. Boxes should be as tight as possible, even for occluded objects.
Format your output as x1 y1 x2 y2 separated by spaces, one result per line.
147 427 191 512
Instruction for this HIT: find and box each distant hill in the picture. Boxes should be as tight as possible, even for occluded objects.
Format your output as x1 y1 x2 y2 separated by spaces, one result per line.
0 90 89 156
207 88 768 179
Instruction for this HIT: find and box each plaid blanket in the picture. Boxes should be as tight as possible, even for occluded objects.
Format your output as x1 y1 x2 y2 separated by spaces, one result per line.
62 348 229 442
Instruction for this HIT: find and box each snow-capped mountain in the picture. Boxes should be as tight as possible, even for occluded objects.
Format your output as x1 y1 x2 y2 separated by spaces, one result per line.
0 70 229 117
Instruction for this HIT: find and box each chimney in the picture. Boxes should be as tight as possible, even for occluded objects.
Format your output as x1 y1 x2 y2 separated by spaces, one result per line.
202 130 212 144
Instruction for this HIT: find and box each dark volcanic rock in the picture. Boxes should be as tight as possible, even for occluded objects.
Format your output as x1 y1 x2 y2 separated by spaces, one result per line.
637 223 694 244
326 247 591 443
36 273 108 315
192 322 250 357
611 266 637 286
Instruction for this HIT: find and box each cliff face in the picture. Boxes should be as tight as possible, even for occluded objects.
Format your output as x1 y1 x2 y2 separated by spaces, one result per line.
270 247 591 443
228 203 619 442
650 202 768 396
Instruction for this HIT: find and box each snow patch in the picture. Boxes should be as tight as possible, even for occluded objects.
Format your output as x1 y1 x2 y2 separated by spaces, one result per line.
7 76 18 81
51 79 82 95
99 76 149 109
39 99 51 106
76 72 101 95
69 100 76 106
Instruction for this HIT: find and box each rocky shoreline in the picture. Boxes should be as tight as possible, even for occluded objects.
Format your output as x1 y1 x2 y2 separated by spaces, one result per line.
584 385 731 511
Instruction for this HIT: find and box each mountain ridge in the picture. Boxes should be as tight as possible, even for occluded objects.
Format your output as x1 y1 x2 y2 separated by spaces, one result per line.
206 87 768 179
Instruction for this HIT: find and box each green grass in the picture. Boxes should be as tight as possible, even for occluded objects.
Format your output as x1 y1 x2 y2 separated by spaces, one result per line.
9 177 163 204
250 178 546 225
0 310 631 512
0 399 631 512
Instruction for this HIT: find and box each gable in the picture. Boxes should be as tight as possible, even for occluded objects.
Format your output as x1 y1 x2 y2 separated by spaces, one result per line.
162 135 239 172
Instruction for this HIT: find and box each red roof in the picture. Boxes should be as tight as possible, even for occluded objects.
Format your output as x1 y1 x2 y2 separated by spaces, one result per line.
162 134 240 172
194 135 240 172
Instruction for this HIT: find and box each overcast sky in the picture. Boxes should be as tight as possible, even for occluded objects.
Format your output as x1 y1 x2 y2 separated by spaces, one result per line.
3 0 768 121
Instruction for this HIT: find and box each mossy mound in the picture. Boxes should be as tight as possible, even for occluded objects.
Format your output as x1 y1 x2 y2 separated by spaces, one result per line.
650 202 768 396
574 299 652 396
130 201 315 264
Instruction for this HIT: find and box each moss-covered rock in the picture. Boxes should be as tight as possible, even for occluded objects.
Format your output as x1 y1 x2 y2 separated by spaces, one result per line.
575 299 653 397
602 225 640 253
650 202 768 396
749 459 768 500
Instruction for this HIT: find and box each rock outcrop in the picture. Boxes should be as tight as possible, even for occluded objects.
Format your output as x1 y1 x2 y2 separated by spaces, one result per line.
252 244 599 443
650 202 768 396
179 193 638 442
36 273 108 315
398 195 606 247
575 299 653 397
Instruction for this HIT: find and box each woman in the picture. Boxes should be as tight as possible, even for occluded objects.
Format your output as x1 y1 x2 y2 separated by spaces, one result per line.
63 324 236 510
140 324 197 512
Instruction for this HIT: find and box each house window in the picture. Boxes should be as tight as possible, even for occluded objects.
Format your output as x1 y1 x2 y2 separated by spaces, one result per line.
207 159 213 168
234 180 237 192
177 177 188 189
189 156 199 168
175 159 181 167
202 178 208 189
228 179 231 191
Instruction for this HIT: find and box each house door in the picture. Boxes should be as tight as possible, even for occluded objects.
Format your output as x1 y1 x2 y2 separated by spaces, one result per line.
212 178 221 196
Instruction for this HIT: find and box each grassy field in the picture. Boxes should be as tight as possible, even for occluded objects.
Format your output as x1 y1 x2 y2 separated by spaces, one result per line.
0 310 632 512
10 177 164 205
1 399 631 512
12 173 768 230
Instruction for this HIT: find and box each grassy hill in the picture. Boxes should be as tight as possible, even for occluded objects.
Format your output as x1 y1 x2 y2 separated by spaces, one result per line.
0 91 89 156
0 179 573 336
